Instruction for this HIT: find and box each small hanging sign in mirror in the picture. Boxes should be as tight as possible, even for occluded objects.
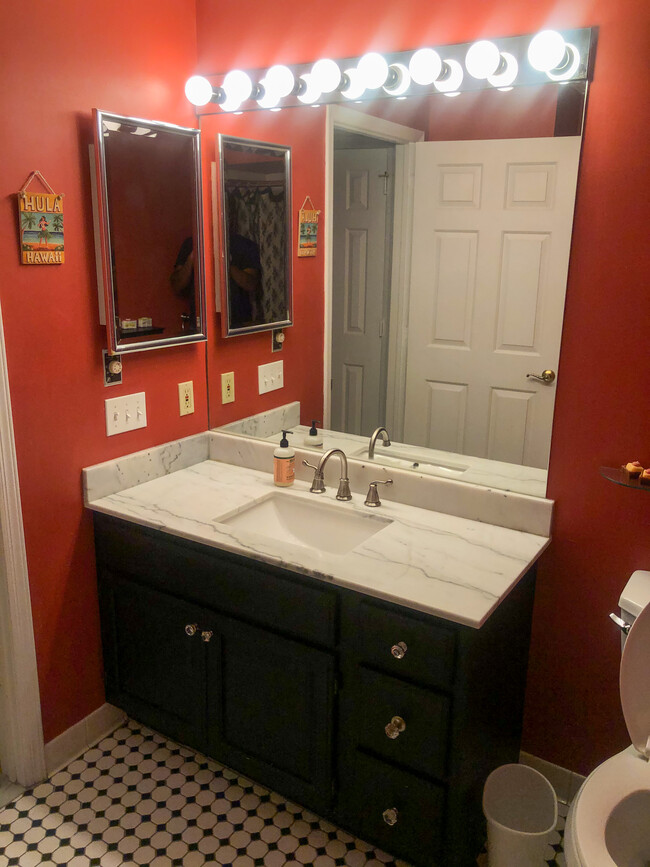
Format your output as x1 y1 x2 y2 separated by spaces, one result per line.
17 171 65 265
297 195 320 258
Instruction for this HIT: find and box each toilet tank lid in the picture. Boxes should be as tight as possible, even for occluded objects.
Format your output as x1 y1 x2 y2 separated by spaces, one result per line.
619 571 650 619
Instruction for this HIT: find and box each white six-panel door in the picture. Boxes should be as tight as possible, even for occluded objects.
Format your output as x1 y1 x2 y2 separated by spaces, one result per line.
331 147 393 436
403 137 581 468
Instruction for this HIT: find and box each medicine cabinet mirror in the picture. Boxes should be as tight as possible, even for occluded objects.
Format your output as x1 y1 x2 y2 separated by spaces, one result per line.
93 109 207 353
217 135 292 337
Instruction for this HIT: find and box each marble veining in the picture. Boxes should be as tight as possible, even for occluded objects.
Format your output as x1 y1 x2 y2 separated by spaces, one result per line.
85 458 550 628
83 433 209 504
219 401 300 439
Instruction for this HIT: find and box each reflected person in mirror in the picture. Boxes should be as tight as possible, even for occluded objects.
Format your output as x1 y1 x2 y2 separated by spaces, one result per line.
227 203 261 329
170 236 197 331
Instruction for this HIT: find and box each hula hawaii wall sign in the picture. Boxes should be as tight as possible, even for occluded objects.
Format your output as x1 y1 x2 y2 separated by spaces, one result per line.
18 171 65 264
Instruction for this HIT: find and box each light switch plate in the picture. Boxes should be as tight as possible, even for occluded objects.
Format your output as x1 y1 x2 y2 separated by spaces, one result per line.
105 392 147 436
258 360 284 395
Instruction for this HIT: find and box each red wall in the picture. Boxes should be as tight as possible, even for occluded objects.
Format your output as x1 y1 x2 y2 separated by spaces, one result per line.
195 0 650 775
2 0 648 777
1 3 206 743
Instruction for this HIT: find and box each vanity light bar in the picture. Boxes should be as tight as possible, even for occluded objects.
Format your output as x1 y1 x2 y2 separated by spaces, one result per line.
186 27 595 114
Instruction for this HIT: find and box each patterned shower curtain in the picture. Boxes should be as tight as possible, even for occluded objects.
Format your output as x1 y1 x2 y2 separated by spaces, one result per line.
228 185 287 324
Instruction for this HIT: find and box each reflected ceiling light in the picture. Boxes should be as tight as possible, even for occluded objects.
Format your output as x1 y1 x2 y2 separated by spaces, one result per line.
527 30 567 72
296 73 321 104
185 75 216 106
487 52 518 89
545 43 581 80
409 48 443 85
311 58 342 93
341 67 366 100
443 91 461 98
383 63 411 96
264 65 295 98
357 52 390 89
465 40 501 79
434 59 464 93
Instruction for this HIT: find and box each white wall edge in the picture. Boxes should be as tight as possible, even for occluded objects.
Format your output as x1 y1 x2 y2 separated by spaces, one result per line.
45 703 126 777
0 301 47 787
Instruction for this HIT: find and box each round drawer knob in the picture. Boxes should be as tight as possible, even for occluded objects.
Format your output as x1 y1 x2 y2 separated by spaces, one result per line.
385 715 406 739
201 630 214 643
382 807 399 826
185 624 198 637
391 641 408 659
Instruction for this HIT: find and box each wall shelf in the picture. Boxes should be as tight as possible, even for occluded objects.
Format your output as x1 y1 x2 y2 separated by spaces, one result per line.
600 467 650 491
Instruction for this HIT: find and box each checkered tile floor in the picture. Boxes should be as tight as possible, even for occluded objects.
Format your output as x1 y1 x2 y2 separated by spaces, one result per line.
0 718 567 866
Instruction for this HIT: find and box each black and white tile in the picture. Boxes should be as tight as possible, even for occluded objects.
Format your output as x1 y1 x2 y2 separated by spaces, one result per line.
0 718 566 866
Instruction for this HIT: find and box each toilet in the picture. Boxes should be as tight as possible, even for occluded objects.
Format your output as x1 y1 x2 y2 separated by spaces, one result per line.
565 571 650 867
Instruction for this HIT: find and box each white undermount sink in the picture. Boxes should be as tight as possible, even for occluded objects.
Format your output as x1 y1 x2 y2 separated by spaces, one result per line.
217 492 392 555
352 446 468 475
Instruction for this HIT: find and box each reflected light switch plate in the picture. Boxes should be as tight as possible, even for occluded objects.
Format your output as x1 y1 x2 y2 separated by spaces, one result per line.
258 360 284 395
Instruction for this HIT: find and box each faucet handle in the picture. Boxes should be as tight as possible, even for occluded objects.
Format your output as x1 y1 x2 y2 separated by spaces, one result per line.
303 460 319 472
303 460 326 493
364 479 393 507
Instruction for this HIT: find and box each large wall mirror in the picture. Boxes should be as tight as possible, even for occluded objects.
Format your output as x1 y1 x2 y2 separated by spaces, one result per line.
93 109 207 353
218 135 292 336
207 80 589 499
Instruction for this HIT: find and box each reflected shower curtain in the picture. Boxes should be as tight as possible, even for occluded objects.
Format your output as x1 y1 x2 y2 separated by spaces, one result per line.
228 185 287 324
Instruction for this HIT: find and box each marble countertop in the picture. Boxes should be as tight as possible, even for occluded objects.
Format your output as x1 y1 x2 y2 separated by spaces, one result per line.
84 446 550 629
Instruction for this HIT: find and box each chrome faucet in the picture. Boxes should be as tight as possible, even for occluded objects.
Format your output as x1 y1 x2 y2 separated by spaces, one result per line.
303 448 352 500
368 426 392 460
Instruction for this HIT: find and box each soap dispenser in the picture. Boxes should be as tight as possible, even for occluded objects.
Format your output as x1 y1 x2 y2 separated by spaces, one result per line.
274 430 295 487
303 420 323 448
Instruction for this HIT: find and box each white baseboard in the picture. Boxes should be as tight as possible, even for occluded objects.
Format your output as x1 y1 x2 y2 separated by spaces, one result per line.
520 750 586 804
44 703 126 776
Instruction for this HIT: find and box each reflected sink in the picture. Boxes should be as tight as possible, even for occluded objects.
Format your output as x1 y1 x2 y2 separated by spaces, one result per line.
352 447 468 475
217 493 392 555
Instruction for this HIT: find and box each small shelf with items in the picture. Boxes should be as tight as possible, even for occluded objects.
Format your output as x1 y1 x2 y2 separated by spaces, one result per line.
600 466 650 491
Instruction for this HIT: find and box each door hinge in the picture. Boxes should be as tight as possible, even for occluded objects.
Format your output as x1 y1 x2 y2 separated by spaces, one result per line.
379 319 385 339
378 171 390 196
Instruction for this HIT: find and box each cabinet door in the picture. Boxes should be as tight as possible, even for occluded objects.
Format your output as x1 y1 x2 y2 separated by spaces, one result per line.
98 572 208 753
207 616 335 814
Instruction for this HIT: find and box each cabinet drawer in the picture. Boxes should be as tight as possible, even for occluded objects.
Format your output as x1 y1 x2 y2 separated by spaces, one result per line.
94 514 337 647
342 596 456 690
343 667 449 780
338 751 445 865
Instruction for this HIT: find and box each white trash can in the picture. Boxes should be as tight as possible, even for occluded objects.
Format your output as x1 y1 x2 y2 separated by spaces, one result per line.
482 763 558 867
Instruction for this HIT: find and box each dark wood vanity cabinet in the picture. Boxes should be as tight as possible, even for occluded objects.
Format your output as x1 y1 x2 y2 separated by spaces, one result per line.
94 514 535 867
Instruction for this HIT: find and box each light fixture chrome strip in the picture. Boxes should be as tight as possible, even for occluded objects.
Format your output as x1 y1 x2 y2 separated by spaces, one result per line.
186 27 595 114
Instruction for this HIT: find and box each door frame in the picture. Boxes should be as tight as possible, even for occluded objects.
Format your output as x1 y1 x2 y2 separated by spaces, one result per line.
323 106 423 438
0 300 46 786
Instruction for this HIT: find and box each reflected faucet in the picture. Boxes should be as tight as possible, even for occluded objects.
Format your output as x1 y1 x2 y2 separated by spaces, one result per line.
303 448 352 501
368 427 392 460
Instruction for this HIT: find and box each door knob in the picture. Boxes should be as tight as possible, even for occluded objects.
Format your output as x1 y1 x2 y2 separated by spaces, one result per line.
385 716 406 739
185 623 198 637
526 369 556 384
382 807 399 826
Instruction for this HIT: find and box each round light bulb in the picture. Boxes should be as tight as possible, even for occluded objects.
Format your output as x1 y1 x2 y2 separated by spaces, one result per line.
341 67 366 100
265 65 295 98
409 48 443 85
222 69 253 105
357 52 389 89
297 73 321 104
434 59 463 93
545 43 581 80
487 52 518 88
528 30 567 72
311 58 341 93
257 79 281 109
465 40 501 79
383 63 411 96
184 75 214 106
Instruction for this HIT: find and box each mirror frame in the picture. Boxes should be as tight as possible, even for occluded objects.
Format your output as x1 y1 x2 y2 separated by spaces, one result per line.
217 134 293 337
93 109 207 354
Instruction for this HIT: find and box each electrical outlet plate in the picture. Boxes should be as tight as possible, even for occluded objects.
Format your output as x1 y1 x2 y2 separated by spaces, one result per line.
258 360 284 395
178 381 194 416
105 392 147 436
221 372 235 404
